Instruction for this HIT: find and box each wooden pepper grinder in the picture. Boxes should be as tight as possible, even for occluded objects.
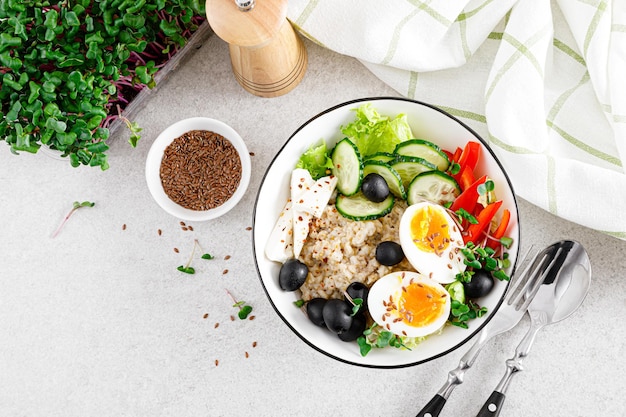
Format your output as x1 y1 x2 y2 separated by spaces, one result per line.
205 0 308 98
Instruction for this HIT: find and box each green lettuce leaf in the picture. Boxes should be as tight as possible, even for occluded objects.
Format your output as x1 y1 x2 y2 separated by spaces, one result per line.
340 103 413 157
296 140 333 180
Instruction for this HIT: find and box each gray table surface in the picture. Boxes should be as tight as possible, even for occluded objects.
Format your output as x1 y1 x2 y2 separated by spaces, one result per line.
2 33 625 417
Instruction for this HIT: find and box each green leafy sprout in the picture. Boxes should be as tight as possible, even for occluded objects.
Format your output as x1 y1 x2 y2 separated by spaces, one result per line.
357 323 411 357
177 239 213 275
448 299 487 329
225 289 253 320
51 200 95 238
457 242 511 283
0 0 206 170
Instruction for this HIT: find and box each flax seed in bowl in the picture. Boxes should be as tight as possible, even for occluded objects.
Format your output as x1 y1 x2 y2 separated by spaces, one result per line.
146 117 251 221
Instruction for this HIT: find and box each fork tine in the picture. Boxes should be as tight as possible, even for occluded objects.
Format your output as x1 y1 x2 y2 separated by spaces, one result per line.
504 246 538 306
517 245 565 311
508 249 550 307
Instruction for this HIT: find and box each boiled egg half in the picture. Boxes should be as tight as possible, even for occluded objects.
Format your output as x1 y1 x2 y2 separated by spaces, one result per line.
367 271 450 338
399 201 466 284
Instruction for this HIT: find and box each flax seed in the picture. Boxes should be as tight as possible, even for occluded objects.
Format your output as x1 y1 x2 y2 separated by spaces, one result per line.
160 130 242 211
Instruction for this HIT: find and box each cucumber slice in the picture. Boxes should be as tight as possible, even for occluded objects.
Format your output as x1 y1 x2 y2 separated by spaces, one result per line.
390 156 436 191
394 139 450 171
364 152 396 164
331 138 363 196
407 170 461 206
335 192 395 221
363 160 406 199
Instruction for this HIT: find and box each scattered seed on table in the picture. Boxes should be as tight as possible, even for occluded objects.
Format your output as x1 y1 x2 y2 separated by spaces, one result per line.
158 229 162 236
122 224 126 230
174 248 179 253
248 315 256 321
203 313 208 319
215 359 219 366
245 226 252 231
180 221 186 227
249 152 255 156
224 255 231 260
230 315 235 321
188 225 194 231
181 226 188 231
223 269 228 275
252 341 257 348
245 352 249 358
214 322 219 328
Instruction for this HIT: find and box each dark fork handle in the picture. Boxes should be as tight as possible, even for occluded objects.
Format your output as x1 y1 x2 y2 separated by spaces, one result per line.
416 394 446 417
476 391 506 417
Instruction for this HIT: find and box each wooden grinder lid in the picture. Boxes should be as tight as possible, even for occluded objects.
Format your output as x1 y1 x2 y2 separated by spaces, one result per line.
205 0 288 48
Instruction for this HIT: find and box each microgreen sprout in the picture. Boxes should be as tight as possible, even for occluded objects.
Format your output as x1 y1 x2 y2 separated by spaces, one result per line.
350 299 364 316
343 290 364 316
225 289 253 320
177 239 213 274
357 323 410 357
449 299 488 329
0 2 206 169
456 208 478 225
293 299 305 308
477 179 496 205
457 242 511 283
51 201 95 238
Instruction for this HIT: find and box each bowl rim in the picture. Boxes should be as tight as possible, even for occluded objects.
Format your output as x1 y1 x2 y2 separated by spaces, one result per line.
145 116 251 222
252 96 521 368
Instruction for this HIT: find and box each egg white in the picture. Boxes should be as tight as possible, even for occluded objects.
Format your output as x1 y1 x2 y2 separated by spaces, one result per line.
367 271 451 338
399 201 466 284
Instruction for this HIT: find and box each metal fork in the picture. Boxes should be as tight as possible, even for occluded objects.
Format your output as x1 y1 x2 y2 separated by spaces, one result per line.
416 242 566 417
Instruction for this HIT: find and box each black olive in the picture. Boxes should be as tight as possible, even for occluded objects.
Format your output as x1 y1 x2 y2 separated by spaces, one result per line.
306 298 327 327
345 282 369 312
375 241 405 266
322 299 354 334
338 313 367 342
278 259 309 291
463 269 495 299
361 173 390 203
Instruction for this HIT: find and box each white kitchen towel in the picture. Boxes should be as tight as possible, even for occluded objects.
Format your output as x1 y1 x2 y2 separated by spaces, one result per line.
287 0 626 240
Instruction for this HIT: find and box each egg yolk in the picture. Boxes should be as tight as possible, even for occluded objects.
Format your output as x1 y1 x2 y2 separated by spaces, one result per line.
410 205 451 255
397 282 448 328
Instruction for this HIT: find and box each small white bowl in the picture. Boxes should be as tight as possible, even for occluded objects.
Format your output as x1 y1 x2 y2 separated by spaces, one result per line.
145 117 251 221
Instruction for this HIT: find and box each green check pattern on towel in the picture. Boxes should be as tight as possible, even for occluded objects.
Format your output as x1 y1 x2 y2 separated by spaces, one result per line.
287 0 626 240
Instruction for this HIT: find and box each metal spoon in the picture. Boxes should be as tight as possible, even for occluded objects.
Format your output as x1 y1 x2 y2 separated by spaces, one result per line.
476 240 591 417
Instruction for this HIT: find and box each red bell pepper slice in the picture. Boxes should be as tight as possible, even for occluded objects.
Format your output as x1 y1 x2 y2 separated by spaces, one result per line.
451 147 463 164
487 209 511 249
457 165 475 191
450 174 487 213
458 141 481 172
463 200 503 244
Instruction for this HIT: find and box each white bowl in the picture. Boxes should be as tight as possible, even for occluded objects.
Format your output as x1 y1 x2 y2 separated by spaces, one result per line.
146 117 251 221
253 97 521 368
